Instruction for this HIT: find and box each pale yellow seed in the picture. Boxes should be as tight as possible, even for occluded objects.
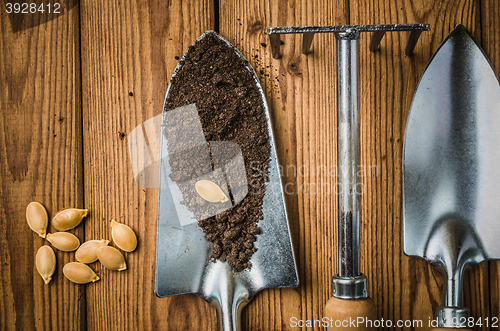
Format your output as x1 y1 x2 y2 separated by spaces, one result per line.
75 239 109 264
195 180 229 203
46 232 80 252
26 202 48 238
52 208 88 231
36 245 56 284
63 262 100 284
111 220 137 252
97 246 127 271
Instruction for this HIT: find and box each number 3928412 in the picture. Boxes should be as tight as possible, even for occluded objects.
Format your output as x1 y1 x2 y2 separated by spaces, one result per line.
5 3 61 14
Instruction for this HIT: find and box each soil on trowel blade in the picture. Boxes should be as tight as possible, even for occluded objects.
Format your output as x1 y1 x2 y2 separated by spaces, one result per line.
164 32 270 272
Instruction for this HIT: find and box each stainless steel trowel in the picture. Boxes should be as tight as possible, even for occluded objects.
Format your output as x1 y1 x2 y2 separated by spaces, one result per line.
403 24 500 329
154 31 298 331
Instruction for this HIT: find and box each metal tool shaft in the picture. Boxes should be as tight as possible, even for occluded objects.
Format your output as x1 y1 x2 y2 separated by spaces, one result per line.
336 32 361 279
330 31 368 301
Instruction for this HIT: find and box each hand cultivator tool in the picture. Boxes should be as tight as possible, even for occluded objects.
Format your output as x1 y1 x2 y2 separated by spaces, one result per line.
267 23 429 330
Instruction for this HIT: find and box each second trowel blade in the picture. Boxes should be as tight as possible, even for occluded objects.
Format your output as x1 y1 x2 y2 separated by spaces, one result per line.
403 24 500 312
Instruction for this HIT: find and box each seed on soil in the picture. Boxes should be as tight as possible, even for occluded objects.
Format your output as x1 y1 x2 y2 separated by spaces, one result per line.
63 262 100 284
52 208 88 231
75 239 109 264
111 220 137 252
36 245 56 284
195 180 229 203
46 232 80 251
26 202 49 238
97 246 127 271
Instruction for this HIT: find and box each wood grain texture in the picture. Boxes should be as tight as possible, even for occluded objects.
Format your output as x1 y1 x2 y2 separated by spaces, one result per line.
80 0 216 330
481 0 500 325
351 0 488 330
0 2 84 331
220 0 348 330
1 1 499 330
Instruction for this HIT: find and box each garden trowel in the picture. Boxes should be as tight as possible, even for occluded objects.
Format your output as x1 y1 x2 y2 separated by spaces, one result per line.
403 24 500 329
154 31 298 331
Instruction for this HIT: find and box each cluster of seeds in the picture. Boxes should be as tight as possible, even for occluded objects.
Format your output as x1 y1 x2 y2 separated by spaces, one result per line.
27 202 137 285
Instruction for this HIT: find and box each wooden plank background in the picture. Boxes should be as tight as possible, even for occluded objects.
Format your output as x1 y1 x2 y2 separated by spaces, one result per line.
0 1 85 330
0 0 499 330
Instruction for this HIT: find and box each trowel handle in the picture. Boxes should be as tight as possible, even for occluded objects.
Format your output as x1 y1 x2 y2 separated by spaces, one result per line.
212 287 249 331
217 300 243 331
324 296 377 330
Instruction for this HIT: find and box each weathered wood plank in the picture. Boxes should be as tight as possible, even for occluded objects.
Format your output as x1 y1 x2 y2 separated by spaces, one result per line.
220 0 348 329
80 0 216 329
350 0 486 329
0 3 84 331
481 0 500 325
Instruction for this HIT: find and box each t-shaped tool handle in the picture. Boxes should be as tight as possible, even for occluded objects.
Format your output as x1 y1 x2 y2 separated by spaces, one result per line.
266 24 429 330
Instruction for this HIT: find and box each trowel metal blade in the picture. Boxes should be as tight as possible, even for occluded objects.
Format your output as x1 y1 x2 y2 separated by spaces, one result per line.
403 24 500 266
154 31 298 302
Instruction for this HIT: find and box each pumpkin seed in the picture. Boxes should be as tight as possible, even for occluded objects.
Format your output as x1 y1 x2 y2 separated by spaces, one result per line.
97 246 127 271
195 180 229 203
46 232 80 252
52 208 88 231
75 239 109 264
111 220 137 252
26 202 48 238
35 245 56 284
63 262 100 284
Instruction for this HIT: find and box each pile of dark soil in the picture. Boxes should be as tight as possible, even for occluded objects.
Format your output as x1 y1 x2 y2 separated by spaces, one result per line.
164 32 270 271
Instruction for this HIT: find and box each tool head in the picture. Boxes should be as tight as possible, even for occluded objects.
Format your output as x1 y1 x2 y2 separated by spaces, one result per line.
154 31 298 304
266 23 429 58
403 24 500 276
